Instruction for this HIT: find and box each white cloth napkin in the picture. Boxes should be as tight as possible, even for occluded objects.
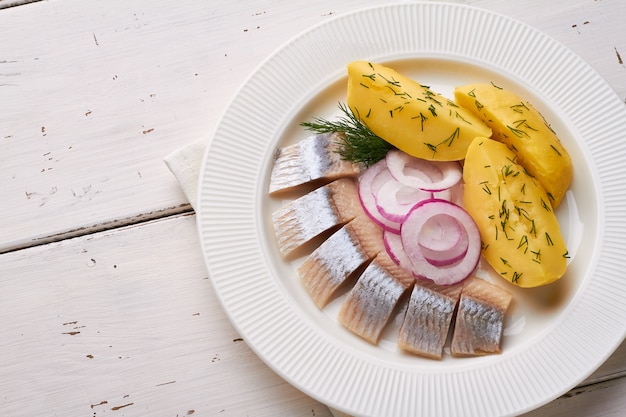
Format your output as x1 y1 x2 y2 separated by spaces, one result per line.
164 140 353 417
164 138 209 211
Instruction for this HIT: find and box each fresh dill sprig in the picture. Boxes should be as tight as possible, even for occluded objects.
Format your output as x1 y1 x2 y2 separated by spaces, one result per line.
300 102 393 167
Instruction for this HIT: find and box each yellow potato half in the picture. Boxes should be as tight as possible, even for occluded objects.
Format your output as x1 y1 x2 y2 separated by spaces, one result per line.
463 137 568 288
347 61 491 161
454 83 572 208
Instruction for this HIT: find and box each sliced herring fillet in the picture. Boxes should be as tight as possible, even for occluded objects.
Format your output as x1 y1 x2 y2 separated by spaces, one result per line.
398 281 463 360
451 277 513 357
272 178 362 259
269 132 360 195
338 252 414 344
298 215 384 308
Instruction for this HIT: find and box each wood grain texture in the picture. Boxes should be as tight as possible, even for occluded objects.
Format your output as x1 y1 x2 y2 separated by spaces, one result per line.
0 0 378 251
0 0 42 9
1 0 625 252
0 213 332 417
1 0 625 416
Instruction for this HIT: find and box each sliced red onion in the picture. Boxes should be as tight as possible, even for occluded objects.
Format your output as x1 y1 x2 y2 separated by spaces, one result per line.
383 230 412 268
358 159 402 233
373 170 431 223
383 211 469 271
418 213 469 267
386 149 462 192
418 213 464 252
400 199 481 286
358 150 478 285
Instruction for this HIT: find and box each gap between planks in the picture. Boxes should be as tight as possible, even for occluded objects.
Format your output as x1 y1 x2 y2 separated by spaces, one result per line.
0 0 44 10
0 203 194 255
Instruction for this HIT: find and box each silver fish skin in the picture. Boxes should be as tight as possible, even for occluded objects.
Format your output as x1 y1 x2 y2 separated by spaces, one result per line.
272 178 362 259
398 281 463 360
298 215 383 308
269 132 360 195
451 277 513 357
338 252 414 345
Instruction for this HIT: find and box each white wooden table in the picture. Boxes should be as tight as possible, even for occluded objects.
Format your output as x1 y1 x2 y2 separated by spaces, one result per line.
1 0 625 416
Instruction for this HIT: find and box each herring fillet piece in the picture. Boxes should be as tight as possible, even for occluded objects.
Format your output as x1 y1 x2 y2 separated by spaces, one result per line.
272 178 362 258
269 132 360 195
451 277 513 356
298 215 384 308
398 281 463 360
338 252 414 344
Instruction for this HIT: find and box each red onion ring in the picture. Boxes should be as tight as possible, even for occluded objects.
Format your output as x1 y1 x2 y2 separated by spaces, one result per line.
386 212 470 269
383 230 411 268
418 213 469 266
386 149 462 192
373 170 431 223
358 159 402 233
400 199 481 285
418 213 464 252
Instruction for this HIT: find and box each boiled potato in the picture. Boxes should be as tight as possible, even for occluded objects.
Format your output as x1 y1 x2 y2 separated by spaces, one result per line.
454 83 572 208
347 61 491 161
463 137 567 288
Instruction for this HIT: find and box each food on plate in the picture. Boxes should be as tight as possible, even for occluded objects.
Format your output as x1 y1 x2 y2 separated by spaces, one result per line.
356 150 464 233
301 103 393 167
398 281 463 359
269 132 360 195
338 251 415 345
346 61 492 161
399 199 482 286
454 83 573 207
272 178 362 259
450 276 513 357
269 60 573 359
356 150 480 286
270 138 512 357
463 137 568 287
298 215 384 308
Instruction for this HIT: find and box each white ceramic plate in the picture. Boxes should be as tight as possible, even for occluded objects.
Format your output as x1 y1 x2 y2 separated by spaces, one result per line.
197 3 626 416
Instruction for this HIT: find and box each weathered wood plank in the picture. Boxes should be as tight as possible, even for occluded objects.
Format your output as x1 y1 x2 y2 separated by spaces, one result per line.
0 0 379 252
1 0 625 252
1 1 625 416
0 0 42 9
0 213 333 417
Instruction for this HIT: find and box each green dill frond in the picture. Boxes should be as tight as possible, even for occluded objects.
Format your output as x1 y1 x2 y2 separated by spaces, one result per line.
300 102 393 167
